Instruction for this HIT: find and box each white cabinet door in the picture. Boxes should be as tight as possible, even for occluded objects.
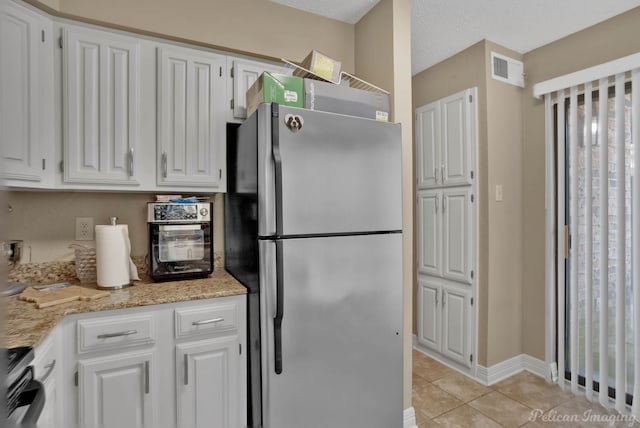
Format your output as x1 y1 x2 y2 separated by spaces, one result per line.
442 285 471 367
440 90 472 186
414 88 475 189
176 336 239 428
415 101 440 189
417 189 441 276
442 188 473 284
417 278 440 351
0 0 53 183
63 26 140 185
33 329 59 428
78 350 156 428
231 59 290 119
157 45 226 189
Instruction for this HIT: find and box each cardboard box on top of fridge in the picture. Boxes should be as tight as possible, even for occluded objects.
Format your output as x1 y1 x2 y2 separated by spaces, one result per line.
246 72 304 118
297 50 341 83
303 78 390 122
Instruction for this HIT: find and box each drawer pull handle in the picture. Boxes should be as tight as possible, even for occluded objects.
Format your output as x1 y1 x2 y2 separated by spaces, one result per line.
192 317 224 326
184 354 189 385
97 329 138 339
40 359 56 383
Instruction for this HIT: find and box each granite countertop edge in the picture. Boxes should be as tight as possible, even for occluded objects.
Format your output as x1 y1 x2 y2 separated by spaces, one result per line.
4 258 247 349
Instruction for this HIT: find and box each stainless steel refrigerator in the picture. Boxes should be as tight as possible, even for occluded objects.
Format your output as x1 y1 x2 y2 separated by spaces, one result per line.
225 103 403 428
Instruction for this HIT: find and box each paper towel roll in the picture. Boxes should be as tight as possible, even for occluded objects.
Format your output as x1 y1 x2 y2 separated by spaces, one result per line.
95 224 139 289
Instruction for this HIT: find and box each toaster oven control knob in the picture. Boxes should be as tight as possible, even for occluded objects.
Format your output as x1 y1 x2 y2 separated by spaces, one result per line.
199 207 208 217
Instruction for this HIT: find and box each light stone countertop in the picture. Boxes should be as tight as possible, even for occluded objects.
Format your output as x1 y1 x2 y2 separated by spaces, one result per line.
3 255 247 348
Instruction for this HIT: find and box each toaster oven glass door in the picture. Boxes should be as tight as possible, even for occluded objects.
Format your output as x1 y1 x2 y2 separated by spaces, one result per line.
158 224 205 262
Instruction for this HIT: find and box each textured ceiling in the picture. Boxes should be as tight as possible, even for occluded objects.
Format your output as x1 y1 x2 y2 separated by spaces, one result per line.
270 0 640 75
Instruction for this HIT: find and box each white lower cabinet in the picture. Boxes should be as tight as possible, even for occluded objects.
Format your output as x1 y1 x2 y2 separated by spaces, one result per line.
58 295 246 428
176 336 239 428
33 327 60 428
78 350 157 428
417 277 472 368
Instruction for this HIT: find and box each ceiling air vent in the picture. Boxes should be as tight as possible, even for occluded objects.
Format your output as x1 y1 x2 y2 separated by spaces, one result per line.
491 52 524 88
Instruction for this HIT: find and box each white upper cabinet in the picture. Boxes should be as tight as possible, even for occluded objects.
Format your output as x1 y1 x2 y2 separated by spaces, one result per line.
229 58 290 120
62 25 140 185
0 0 54 185
415 88 475 189
157 45 226 190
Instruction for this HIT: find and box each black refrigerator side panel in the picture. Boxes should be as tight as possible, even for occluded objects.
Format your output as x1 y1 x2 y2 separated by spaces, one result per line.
225 116 263 427
225 117 259 291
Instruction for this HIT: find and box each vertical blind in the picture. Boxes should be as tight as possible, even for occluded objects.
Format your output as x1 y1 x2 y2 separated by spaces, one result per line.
536 57 640 417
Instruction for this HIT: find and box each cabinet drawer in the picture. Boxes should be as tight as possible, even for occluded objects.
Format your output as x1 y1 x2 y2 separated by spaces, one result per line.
77 313 156 353
175 302 238 339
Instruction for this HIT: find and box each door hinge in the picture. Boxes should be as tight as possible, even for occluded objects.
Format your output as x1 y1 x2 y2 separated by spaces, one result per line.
239 343 242 355
469 94 473 103
41 30 45 42
58 36 62 49
230 99 234 110
470 170 474 179
74 370 78 386
471 270 474 279
219 169 222 180
219 66 222 77
470 354 473 363
471 297 474 306
59 160 64 173
471 194 474 203
230 66 234 78
42 159 45 170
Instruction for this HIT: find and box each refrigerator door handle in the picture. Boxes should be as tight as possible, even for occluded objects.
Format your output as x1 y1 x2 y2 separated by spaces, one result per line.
274 239 284 374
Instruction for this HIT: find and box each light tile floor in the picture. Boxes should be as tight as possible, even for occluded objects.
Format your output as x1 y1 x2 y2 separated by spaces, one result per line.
412 350 638 427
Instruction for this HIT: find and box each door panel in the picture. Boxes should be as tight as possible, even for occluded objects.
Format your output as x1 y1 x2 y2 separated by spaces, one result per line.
417 190 441 276
417 278 440 351
441 91 471 186
442 286 470 367
416 102 440 188
270 105 402 235
442 188 472 284
260 233 403 428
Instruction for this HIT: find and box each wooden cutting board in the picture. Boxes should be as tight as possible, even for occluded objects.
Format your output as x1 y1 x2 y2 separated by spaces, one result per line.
19 285 110 308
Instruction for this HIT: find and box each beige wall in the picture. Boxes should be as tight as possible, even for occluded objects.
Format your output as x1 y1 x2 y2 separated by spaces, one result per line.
521 6 640 360
355 0 414 410
484 41 524 365
412 40 525 367
33 0 355 71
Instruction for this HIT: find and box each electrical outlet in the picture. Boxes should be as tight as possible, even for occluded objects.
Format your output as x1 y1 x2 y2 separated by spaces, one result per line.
75 217 94 241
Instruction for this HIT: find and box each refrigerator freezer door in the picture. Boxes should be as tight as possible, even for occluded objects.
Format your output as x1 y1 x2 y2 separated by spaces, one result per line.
259 233 403 428
259 105 402 237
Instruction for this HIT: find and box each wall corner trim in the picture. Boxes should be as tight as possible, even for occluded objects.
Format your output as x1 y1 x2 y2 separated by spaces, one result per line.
476 354 547 385
403 407 418 428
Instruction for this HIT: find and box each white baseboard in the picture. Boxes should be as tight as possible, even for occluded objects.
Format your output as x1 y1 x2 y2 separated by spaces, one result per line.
411 335 546 386
476 354 547 385
403 407 418 428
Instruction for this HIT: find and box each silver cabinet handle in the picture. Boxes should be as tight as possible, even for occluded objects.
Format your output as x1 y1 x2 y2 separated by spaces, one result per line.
128 147 134 177
442 292 446 307
40 359 56 383
192 317 224 326
441 164 445 183
97 329 137 339
184 354 189 386
435 194 439 214
443 195 446 213
434 167 439 184
144 361 150 394
435 289 438 305
162 151 168 178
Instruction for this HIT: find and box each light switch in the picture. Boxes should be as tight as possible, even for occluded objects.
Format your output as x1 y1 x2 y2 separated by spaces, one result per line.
495 185 503 202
